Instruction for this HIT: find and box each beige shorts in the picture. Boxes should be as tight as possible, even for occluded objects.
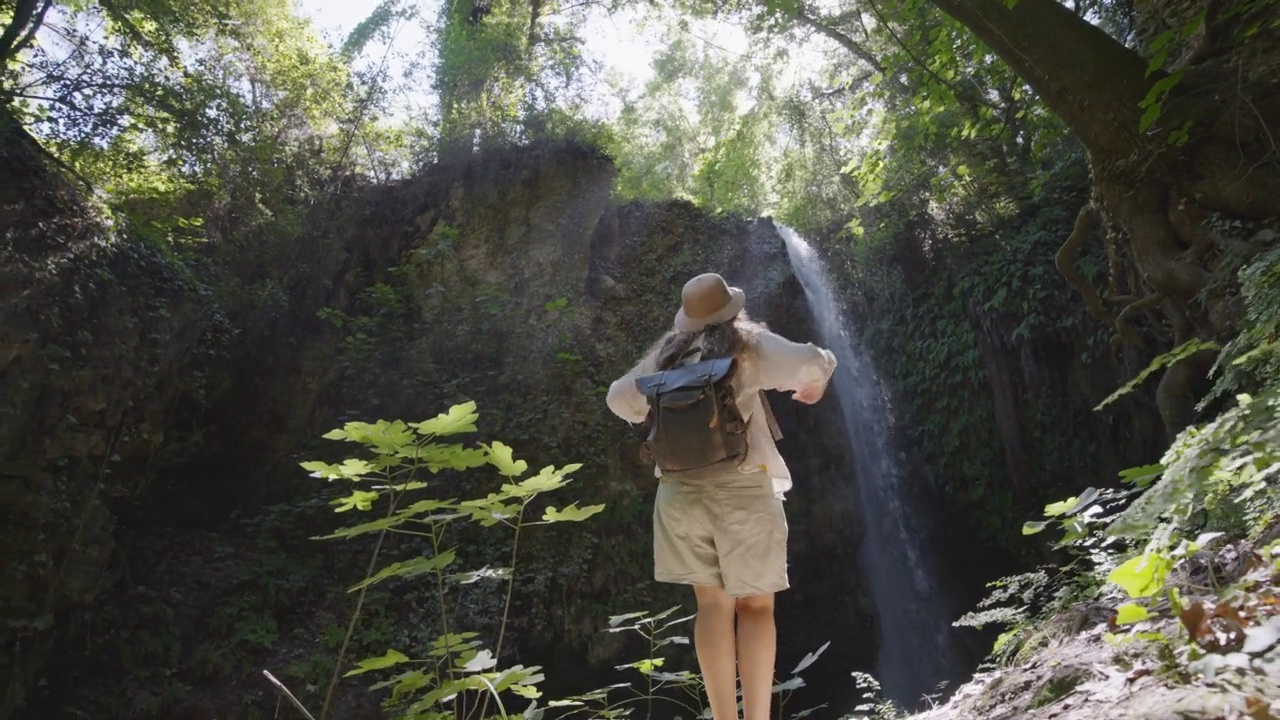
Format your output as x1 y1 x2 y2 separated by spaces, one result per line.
653 470 789 598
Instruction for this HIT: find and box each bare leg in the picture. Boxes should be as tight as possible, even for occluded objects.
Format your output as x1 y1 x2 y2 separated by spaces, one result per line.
736 593 776 720
694 585 739 720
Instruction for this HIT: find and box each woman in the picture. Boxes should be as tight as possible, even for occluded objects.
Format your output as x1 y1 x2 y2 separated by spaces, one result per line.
606 272 837 720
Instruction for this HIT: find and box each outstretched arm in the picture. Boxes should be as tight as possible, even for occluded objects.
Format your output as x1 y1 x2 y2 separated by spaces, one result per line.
753 331 837 403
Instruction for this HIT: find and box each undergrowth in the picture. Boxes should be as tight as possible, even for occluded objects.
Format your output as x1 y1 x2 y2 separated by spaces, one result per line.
956 246 1280 692
275 401 838 720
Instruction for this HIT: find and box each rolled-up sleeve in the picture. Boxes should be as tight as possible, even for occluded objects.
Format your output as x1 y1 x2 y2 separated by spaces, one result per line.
606 371 650 424
753 331 837 392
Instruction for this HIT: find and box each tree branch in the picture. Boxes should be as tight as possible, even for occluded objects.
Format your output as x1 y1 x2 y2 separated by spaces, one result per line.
8 0 53 65
863 0 999 114
928 0 1151 159
792 6 901 91
0 0 42 70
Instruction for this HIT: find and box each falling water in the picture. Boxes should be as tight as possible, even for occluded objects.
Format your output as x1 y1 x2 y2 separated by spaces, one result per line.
778 225 960 709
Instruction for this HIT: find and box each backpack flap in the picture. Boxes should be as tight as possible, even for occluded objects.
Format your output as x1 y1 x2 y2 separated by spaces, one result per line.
634 357 736 399
633 357 748 476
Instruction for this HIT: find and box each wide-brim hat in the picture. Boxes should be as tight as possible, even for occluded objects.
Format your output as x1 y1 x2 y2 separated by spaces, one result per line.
674 272 746 332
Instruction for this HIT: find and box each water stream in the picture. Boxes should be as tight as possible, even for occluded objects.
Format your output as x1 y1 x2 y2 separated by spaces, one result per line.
779 224 960 708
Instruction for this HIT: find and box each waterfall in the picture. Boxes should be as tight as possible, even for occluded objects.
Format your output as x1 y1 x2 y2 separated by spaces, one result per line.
778 225 960 709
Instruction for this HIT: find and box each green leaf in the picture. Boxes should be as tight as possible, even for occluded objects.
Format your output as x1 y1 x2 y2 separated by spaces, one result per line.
396 498 455 519
1022 520 1049 535
313 514 406 540
510 683 542 699
452 566 512 584
337 458 376 478
428 632 482 658
1043 497 1078 517
1096 339 1218 410
1115 602 1149 625
412 402 480 437
542 503 606 523
487 441 529 477
333 489 381 512
1138 103 1162 133
345 649 410 677
992 628 1019 653
409 443 490 472
772 676 805 692
301 460 342 479
608 611 648 628
1118 463 1165 488
1107 553 1172 599
790 640 830 675
460 649 497 673
349 550 458 591
330 420 417 451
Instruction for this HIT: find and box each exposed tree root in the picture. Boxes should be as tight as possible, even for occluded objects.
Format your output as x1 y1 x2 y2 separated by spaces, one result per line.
1054 203 1113 325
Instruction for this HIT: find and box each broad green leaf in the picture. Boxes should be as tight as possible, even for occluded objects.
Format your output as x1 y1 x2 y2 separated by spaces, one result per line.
413 402 479 437
508 466 566 496
460 649 497 673
1115 602 1149 625
492 665 545 690
396 498 455 519
313 514 406 540
1043 496 1078 517
301 460 343 479
369 669 433 699
790 640 831 675
409 443 490 471
458 498 521 527
620 657 665 674
337 458 376 479
1118 464 1165 488
1043 487 1099 517
453 566 512 584
332 420 416 452
333 489 381 513
1022 520 1049 535
1108 553 1171 598
510 684 542 699
542 503 606 523
349 549 458 591
345 648 410 676
429 632 482 658
992 628 1018 653
373 480 427 492
772 676 805 692
608 611 648 628
487 441 529 477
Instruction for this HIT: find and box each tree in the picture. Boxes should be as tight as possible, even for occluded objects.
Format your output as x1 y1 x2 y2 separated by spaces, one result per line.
606 29 781 215
431 0 597 157
730 0 1280 434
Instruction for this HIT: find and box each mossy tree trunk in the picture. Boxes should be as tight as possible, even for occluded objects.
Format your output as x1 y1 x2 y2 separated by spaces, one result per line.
929 0 1280 433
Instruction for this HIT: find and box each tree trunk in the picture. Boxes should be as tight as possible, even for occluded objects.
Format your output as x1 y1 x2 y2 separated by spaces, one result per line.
928 0 1280 434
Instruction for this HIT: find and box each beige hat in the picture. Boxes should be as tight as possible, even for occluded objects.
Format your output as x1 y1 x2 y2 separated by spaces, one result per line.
674 272 746 332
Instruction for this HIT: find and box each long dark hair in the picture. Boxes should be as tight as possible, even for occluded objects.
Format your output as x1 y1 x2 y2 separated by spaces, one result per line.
653 312 765 371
